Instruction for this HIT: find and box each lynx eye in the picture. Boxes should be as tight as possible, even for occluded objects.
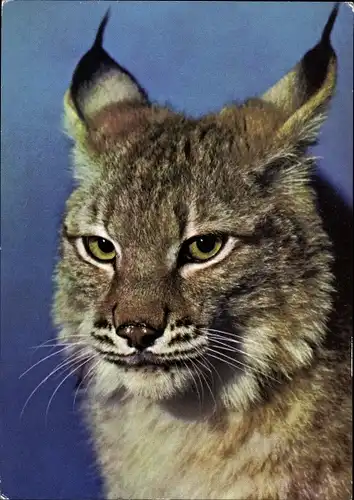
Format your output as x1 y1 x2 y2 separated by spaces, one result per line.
184 234 226 263
83 236 116 262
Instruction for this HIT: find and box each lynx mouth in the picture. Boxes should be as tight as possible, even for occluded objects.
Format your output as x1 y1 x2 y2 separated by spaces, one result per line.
100 350 203 370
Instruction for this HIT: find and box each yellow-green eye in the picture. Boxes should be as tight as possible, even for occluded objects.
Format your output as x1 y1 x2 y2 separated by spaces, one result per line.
84 236 116 262
186 234 225 262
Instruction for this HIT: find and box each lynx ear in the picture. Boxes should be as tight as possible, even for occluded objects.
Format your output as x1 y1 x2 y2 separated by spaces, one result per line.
63 10 149 140
262 3 339 148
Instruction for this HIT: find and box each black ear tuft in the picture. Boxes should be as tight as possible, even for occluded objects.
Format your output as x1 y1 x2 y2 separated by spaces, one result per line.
321 2 340 45
93 8 111 49
300 2 339 100
70 10 148 123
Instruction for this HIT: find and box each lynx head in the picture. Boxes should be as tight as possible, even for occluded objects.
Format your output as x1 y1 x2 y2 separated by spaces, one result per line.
54 5 339 406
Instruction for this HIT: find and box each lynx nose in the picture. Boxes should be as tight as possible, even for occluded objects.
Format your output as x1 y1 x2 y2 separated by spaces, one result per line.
116 323 162 350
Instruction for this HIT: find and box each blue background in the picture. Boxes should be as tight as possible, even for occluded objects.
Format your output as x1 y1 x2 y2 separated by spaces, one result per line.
1 2 352 499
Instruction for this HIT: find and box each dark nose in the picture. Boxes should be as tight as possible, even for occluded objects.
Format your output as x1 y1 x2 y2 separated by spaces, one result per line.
116 323 162 350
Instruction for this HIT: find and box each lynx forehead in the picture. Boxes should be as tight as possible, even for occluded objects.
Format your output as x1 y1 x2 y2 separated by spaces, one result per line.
53 4 351 499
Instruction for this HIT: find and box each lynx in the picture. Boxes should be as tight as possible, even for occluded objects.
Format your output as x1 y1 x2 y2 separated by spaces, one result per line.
53 4 351 499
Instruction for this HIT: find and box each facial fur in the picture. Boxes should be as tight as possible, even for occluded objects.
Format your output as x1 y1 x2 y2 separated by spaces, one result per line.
51 7 353 499
54 7 336 409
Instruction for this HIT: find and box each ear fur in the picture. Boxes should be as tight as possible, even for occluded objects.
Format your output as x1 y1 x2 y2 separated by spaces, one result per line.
63 10 149 141
261 3 339 149
242 3 340 194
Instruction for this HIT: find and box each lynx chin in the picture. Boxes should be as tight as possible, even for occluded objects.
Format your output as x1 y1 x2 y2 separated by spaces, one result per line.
53 4 352 499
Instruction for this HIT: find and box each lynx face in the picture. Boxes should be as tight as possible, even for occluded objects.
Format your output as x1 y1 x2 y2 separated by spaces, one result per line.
54 8 338 404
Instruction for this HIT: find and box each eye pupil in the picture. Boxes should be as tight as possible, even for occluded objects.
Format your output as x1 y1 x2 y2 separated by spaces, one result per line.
195 235 217 253
97 238 114 253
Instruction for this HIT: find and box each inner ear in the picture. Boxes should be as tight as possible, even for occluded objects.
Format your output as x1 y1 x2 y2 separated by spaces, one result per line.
70 10 149 125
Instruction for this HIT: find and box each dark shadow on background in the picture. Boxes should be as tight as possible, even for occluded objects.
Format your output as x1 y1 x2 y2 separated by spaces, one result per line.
312 171 353 348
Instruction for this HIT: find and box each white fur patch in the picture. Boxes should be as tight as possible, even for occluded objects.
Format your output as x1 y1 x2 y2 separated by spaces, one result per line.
83 70 144 117
149 326 207 356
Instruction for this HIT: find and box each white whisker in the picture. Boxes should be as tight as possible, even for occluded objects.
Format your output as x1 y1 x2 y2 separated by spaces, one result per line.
206 349 248 374
51 349 90 380
31 334 88 353
191 357 216 408
183 360 202 408
72 357 100 411
206 347 278 383
201 328 262 347
20 349 90 419
19 346 81 379
190 359 206 407
207 337 269 369
31 342 84 349
45 355 92 424
197 352 224 388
